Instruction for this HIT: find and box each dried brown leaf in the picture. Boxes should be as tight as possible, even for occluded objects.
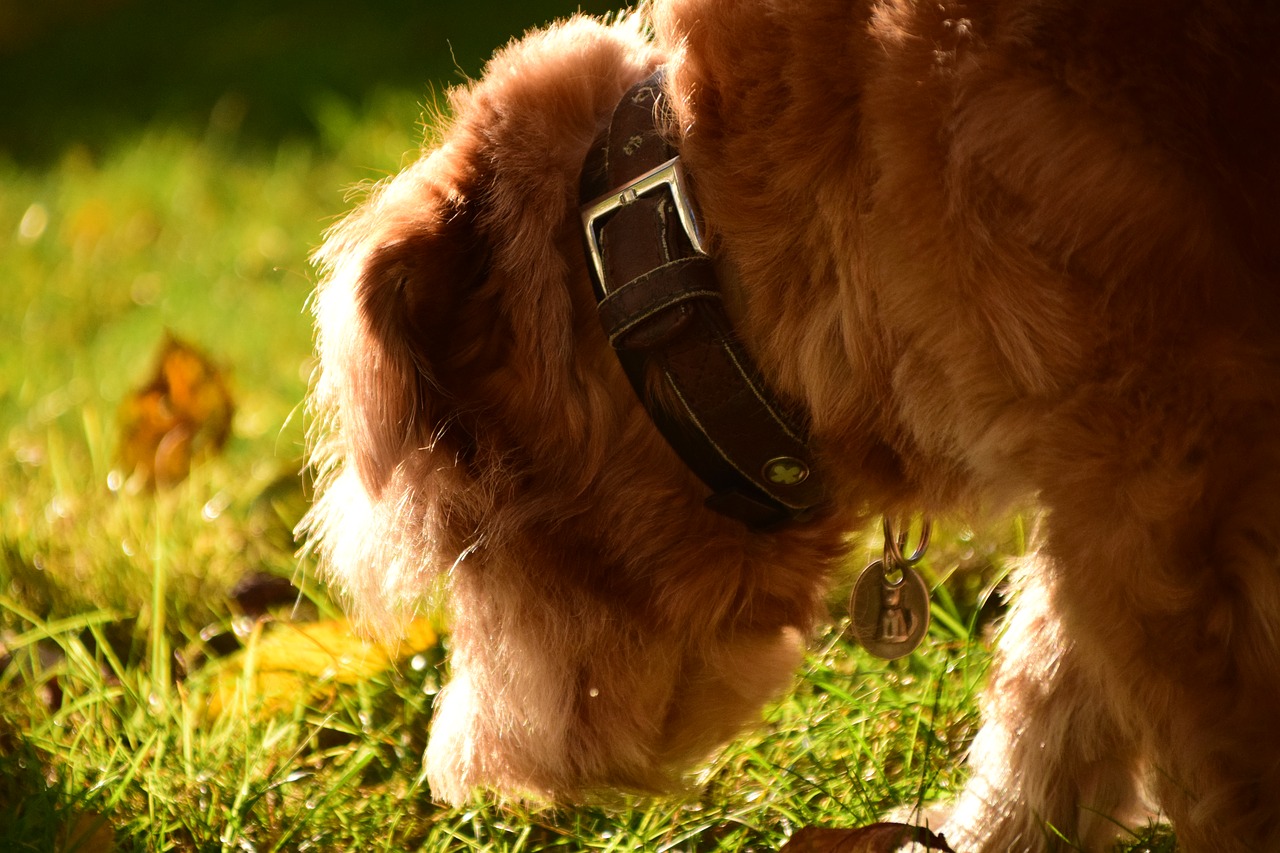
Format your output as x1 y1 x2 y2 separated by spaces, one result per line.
116 334 234 490
780 823 954 853
58 810 115 853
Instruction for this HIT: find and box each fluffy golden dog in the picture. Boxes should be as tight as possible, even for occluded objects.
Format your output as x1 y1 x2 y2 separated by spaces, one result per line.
300 2 1280 850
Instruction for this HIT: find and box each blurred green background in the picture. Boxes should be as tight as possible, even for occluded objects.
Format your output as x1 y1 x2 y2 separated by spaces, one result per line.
0 0 625 622
0 0 626 162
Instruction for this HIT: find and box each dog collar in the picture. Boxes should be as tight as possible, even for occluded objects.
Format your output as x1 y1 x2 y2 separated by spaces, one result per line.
580 70 827 528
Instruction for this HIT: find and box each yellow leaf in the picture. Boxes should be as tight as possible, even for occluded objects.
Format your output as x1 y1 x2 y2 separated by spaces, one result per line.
204 618 438 718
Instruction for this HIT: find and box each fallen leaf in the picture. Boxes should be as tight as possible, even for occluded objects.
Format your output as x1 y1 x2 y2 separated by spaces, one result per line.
116 333 234 490
780 823 954 853
58 810 115 853
204 617 439 718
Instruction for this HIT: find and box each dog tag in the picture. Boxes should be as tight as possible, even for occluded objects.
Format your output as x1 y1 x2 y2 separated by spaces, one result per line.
850 560 930 660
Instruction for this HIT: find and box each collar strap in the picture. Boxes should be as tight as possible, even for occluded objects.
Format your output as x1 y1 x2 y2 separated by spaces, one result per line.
580 70 827 528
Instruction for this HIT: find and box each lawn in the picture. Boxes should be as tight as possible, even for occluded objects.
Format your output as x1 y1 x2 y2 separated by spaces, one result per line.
0 3 1176 851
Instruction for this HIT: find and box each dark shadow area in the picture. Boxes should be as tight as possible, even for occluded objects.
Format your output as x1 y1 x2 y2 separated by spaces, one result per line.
0 0 625 163
0 729 69 853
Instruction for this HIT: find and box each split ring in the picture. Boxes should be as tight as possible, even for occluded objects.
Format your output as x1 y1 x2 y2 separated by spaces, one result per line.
882 515 931 567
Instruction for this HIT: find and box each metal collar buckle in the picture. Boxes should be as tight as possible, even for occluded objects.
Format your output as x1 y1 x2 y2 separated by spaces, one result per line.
581 156 708 293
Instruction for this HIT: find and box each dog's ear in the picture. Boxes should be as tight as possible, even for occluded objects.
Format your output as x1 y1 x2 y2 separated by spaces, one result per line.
360 194 486 377
314 152 492 495
302 148 493 632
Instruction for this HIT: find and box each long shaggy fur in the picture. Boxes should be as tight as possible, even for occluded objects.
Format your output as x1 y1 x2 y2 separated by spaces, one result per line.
302 2 1280 850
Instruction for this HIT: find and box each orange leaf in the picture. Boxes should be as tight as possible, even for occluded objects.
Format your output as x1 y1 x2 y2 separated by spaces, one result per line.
116 334 234 490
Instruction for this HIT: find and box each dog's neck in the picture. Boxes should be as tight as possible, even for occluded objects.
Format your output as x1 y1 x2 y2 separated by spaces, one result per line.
579 70 827 529
711 255 751 334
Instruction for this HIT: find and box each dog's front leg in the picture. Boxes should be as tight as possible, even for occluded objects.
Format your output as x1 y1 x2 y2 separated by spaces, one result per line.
941 557 1145 853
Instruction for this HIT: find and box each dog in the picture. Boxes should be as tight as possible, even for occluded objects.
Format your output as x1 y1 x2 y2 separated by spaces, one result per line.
299 2 1280 850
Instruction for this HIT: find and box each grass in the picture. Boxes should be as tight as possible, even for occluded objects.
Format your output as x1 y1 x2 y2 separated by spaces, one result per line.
0 563 991 851
0 5 1179 851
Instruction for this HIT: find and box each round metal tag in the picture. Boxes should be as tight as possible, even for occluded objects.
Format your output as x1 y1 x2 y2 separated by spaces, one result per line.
849 560 931 660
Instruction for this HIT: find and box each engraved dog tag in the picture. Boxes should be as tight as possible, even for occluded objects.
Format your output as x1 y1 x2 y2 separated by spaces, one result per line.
850 560 931 660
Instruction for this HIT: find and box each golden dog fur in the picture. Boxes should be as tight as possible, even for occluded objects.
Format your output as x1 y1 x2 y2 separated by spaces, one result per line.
301 2 1280 850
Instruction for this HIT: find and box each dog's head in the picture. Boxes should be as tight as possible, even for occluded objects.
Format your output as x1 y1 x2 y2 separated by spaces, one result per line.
301 15 854 803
